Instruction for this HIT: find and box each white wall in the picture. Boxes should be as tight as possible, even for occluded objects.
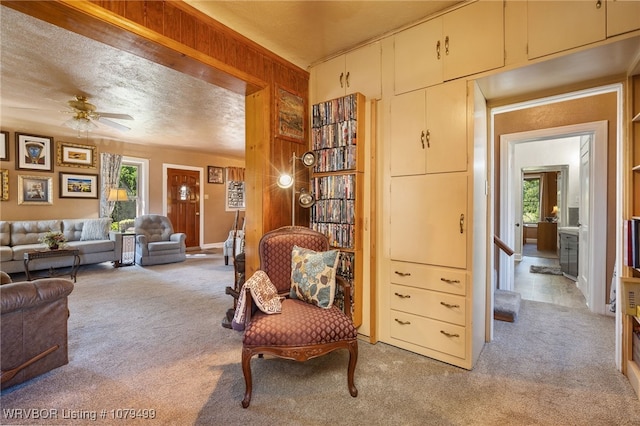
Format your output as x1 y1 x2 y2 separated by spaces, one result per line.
514 136 581 208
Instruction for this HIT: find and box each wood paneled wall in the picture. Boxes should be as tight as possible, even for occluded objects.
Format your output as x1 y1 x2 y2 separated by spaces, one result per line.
4 0 311 272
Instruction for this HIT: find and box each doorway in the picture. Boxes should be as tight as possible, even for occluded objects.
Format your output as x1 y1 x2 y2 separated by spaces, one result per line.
499 121 607 314
163 165 205 250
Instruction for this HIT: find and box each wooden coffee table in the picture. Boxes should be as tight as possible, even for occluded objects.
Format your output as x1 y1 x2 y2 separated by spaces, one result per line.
23 249 81 282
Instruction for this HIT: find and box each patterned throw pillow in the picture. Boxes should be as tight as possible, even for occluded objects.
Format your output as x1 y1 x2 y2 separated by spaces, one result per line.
290 245 339 309
249 270 282 315
80 218 112 241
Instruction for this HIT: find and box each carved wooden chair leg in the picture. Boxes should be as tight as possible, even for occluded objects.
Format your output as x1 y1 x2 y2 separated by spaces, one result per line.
347 341 358 397
241 348 253 408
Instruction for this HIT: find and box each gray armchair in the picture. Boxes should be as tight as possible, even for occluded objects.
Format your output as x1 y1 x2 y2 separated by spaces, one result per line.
134 215 186 266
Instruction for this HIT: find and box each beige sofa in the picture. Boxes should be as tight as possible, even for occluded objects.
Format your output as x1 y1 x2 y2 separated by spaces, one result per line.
0 218 122 275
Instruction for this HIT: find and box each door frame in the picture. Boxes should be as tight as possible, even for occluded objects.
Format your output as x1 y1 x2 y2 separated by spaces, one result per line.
498 121 607 314
162 164 205 248
516 164 570 261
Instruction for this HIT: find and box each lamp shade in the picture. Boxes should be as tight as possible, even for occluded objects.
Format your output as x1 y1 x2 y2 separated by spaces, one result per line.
107 188 129 202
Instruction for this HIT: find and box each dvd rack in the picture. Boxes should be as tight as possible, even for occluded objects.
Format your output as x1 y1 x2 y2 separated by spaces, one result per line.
310 92 364 327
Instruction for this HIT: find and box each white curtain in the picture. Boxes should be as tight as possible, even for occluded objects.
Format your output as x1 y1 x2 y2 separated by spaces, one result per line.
100 153 123 218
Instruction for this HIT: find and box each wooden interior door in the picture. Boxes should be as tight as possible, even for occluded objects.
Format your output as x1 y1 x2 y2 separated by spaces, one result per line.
167 168 200 249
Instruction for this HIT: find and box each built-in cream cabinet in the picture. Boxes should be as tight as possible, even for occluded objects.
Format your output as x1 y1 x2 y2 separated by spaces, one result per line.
390 173 468 269
607 0 640 37
390 79 467 176
527 0 606 59
393 0 504 95
312 41 381 104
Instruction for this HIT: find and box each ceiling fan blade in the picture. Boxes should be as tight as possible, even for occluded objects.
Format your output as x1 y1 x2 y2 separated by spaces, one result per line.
95 112 133 120
98 117 131 132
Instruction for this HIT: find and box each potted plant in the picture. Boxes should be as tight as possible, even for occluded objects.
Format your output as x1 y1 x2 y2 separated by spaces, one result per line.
39 231 67 250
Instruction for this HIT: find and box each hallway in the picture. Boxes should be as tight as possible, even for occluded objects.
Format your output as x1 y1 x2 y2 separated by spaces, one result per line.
514 243 586 309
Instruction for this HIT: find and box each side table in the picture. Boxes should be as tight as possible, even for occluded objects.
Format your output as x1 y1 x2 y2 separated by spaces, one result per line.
117 232 136 267
23 249 81 282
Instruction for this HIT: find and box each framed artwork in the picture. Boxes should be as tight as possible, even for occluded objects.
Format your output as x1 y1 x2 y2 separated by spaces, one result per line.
208 166 225 184
0 169 8 201
16 133 54 171
0 131 8 161
57 141 97 168
275 86 305 142
18 175 53 205
59 172 99 199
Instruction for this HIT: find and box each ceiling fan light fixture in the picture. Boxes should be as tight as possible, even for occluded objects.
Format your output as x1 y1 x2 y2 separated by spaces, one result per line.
64 117 97 132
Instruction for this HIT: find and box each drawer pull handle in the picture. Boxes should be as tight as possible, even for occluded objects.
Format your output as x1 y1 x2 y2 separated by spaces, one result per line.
395 318 411 325
440 330 459 338
440 301 460 309
394 292 411 299
394 271 411 277
440 278 460 284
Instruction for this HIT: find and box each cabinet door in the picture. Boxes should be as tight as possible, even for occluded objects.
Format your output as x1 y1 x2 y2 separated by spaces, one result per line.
393 18 443 95
527 0 605 59
390 89 427 176
390 173 467 269
346 42 381 100
442 0 504 81
425 80 467 173
314 55 347 103
607 0 640 37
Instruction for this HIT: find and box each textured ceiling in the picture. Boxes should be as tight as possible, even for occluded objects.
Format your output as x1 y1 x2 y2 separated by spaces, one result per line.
2 2 638 160
0 2 460 159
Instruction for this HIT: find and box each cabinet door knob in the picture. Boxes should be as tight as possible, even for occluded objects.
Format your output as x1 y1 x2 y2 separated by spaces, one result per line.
426 129 431 148
420 131 425 149
440 277 461 284
394 271 411 277
394 292 411 299
339 72 344 88
436 40 441 59
395 318 411 325
440 301 460 309
345 71 350 88
596 0 602 9
459 213 465 234
440 330 459 338
445 36 450 55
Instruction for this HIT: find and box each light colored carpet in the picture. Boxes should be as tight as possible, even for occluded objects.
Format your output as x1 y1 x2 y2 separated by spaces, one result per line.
2 255 639 425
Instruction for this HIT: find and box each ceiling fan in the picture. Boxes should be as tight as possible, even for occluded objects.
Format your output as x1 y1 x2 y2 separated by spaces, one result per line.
64 95 133 132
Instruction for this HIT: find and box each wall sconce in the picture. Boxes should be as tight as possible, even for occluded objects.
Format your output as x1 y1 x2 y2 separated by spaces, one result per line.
278 151 317 226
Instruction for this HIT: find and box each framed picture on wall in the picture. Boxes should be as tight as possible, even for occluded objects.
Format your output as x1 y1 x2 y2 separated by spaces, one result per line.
0 169 8 201
0 131 9 161
18 175 53 205
275 86 305 142
16 133 54 171
208 166 224 184
57 141 97 168
59 172 99 199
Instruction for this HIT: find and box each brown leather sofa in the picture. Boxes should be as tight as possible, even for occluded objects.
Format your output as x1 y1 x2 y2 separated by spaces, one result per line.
1 271 74 389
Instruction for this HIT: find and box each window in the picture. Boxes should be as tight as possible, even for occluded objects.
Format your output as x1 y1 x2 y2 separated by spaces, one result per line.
522 177 541 224
111 156 148 231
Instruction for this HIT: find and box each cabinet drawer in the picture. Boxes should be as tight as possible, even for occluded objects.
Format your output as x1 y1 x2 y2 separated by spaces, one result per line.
390 284 465 326
390 261 466 296
390 310 466 359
